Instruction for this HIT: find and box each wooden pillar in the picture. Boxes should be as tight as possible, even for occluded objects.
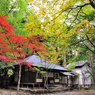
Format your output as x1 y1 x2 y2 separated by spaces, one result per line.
22 84 23 87
27 84 28 88
78 76 80 90
33 83 34 89
38 84 40 89
67 76 68 85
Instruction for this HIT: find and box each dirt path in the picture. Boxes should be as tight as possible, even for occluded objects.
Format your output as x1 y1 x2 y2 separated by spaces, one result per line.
44 90 95 95
0 89 95 95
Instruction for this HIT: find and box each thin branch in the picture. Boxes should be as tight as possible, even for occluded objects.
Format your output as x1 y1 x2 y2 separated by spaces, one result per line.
76 3 90 8
69 7 82 27
44 3 90 27
86 34 95 48
83 41 95 54
54 39 89 51
53 0 58 6
69 3 90 27
7 1 16 14
70 39 88 46
81 11 89 17
64 8 73 21
51 10 64 21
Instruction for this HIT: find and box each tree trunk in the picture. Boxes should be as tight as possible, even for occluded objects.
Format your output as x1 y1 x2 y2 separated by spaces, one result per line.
63 54 66 66
17 64 21 95
89 55 95 89
43 72 48 89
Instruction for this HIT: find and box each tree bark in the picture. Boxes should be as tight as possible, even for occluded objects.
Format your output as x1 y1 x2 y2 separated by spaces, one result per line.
89 0 95 9
89 55 95 89
17 64 21 95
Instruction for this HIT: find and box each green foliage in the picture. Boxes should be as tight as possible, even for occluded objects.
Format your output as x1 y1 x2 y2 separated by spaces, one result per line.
66 63 75 70
7 69 14 77
0 61 7 69
34 67 40 72
25 0 95 67
72 73 79 77
0 0 31 36
72 54 88 62
34 67 46 74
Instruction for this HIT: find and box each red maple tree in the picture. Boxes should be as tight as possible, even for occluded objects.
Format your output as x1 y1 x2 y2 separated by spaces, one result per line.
0 15 47 67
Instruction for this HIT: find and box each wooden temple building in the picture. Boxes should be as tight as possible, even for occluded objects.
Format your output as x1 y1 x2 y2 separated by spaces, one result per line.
0 54 73 89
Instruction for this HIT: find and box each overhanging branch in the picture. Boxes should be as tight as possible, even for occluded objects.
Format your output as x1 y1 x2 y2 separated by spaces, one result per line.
83 41 95 54
86 34 95 48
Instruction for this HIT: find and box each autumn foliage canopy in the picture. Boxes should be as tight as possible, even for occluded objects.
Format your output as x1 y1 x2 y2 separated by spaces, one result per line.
0 15 47 68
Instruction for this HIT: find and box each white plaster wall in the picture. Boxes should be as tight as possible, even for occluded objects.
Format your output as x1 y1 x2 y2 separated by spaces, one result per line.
73 68 83 85
73 65 91 85
81 65 91 85
68 76 72 85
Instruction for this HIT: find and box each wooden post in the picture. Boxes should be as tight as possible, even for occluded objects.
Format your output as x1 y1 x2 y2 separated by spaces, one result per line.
38 84 40 89
22 84 23 87
33 83 34 89
27 84 28 88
